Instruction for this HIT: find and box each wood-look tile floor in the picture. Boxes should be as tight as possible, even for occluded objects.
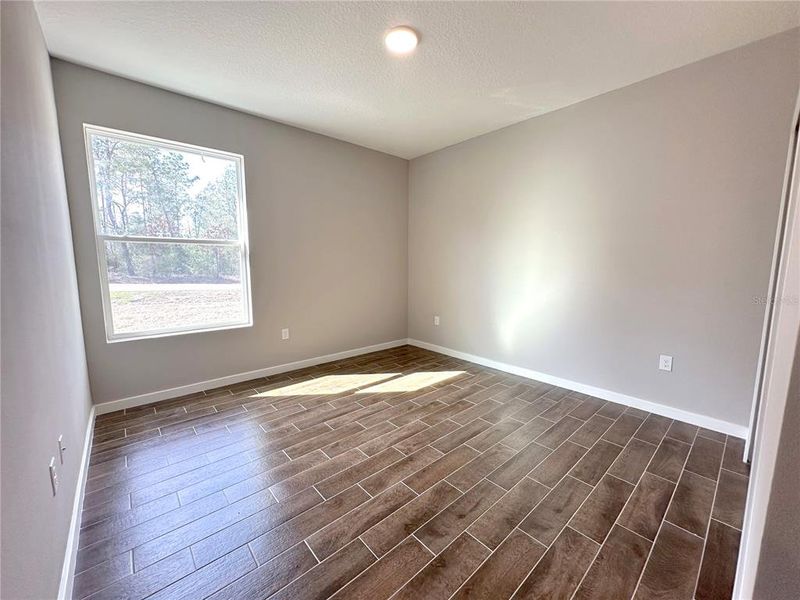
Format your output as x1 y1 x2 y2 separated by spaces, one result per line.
74 346 749 600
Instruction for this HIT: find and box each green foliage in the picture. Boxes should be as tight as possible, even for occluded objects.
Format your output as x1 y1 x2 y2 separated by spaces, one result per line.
91 135 241 283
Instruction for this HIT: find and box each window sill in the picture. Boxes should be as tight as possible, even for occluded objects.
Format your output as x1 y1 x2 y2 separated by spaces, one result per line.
106 321 253 344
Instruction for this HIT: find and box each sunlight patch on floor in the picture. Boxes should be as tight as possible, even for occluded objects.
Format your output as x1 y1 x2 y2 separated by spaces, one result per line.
357 371 465 393
254 373 400 396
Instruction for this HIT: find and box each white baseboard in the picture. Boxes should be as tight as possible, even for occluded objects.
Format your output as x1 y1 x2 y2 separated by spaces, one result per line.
58 405 96 600
94 335 748 439
94 339 409 415
408 338 749 439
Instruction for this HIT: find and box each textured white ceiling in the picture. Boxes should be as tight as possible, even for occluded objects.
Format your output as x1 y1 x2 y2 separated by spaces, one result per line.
36 1 800 159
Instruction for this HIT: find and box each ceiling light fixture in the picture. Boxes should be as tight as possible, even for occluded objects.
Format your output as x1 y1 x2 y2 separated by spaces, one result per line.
384 26 418 55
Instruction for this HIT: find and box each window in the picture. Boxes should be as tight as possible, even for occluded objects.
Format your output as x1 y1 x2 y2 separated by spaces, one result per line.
84 125 252 341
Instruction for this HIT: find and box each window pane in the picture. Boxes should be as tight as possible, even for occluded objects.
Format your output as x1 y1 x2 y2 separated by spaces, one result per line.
104 241 247 335
88 133 239 240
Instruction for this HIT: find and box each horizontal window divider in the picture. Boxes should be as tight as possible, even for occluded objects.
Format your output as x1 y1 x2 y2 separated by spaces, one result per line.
98 235 242 246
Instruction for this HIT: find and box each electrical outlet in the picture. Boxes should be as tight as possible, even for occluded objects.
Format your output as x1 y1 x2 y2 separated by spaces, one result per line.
281 328 290 340
659 355 673 372
58 435 66 465
49 458 59 496
434 315 440 326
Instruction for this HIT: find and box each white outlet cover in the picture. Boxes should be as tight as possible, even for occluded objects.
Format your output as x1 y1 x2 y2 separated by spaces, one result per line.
659 355 673 372
281 328 290 340
434 316 440 326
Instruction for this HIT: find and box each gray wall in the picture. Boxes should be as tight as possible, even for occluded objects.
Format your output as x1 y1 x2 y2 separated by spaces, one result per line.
0 3 94 599
408 29 800 428
753 329 800 599
51 61 409 404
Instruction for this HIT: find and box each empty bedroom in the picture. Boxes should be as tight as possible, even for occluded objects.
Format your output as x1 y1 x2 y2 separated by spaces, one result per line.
2 1 800 599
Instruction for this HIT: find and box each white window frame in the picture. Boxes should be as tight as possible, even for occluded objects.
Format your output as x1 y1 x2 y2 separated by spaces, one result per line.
83 124 253 343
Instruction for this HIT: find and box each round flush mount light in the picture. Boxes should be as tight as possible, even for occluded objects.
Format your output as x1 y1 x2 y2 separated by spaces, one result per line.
384 26 418 55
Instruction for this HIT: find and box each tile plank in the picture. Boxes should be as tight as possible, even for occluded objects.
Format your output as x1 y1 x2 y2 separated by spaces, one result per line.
268 539 376 600
361 446 442 496
635 414 672 445
316 447 404 499
269 448 366 501
361 481 463 557
647 437 691 482
416 479 505 554
574 526 651 600
307 482 416 560
721 437 750 477
569 414 614 448
330 537 433 600
569 441 623 486
487 441 551 490
695 520 741 600
528 441 587 488
568 397 606 420
608 439 657 485
446 445 516 492
570 475 633 543
404 446 479 494
392 420 460 455
133 488 275 570
358 422 428 456
248 485 369 565
618 473 676 541
665 470 716 537
519 476 593 546
451 530 546 600
468 478 549 549
85 549 195 600
206 543 317 600
431 419 494 454
189 486 322 568
535 416 584 450
634 522 704 600
502 417 554 451
73 553 132 600
512 527 598 600
596 402 626 419
684 436 724 481
666 421 698 444
147 545 256 600
712 469 748 530
465 419 523 452
602 414 644 447
392 534 489 600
